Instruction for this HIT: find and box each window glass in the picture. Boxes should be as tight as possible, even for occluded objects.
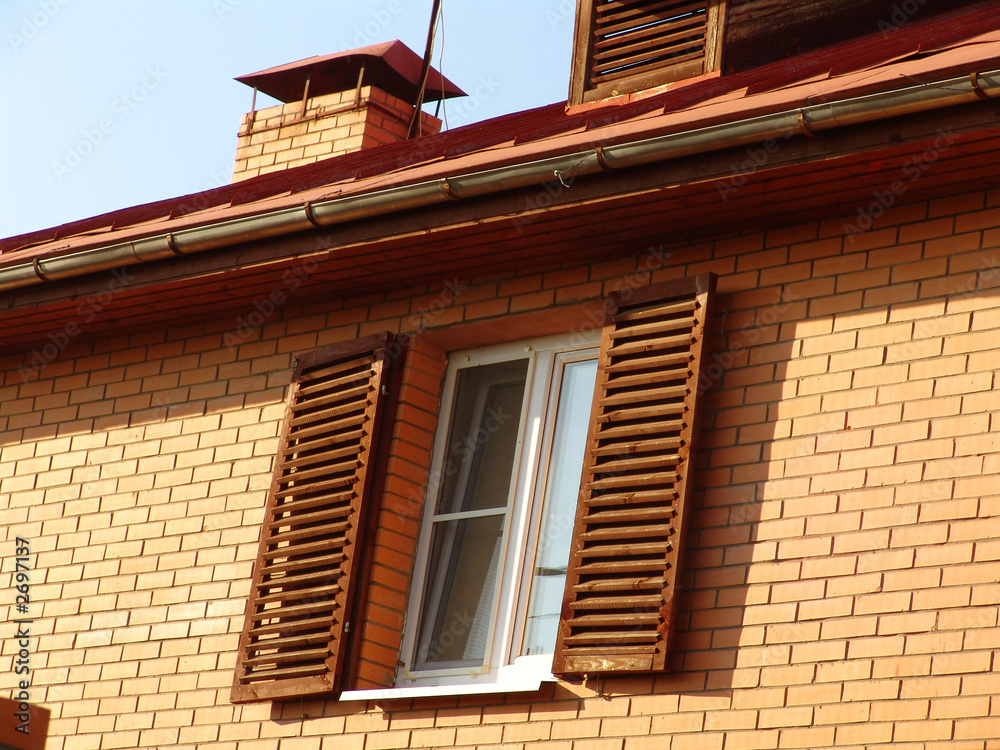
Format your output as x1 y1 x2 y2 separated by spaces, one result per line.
521 358 598 656
414 359 529 670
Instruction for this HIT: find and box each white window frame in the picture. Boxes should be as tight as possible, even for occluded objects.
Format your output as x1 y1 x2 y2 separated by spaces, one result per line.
394 330 601 693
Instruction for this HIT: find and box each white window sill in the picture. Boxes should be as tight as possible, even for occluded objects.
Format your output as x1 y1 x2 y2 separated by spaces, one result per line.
339 655 557 701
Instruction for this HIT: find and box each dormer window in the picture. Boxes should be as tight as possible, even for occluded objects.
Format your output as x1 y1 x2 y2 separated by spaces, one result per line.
569 0 726 104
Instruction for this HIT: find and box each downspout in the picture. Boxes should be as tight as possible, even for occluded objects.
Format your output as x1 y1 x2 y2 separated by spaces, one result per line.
2 69 999 293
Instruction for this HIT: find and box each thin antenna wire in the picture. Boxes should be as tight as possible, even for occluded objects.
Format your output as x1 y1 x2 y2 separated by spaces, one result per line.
407 0 443 139
434 2 448 130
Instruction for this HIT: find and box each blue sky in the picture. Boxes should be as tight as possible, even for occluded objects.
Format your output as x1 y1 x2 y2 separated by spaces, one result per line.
0 0 576 240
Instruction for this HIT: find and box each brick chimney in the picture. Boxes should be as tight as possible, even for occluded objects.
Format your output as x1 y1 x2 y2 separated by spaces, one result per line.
232 41 465 182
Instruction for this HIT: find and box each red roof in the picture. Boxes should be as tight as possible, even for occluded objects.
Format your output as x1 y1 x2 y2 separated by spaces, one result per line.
2 2 998 265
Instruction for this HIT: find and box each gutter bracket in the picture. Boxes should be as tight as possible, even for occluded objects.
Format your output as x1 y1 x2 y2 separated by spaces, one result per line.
796 111 818 138
32 258 49 282
594 146 612 171
441 178 459 201
304 202 324 228
970 71 993 101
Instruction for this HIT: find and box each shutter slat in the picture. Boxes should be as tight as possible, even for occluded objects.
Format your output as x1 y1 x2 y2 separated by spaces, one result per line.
593 453 679 474
583 506 673 524
274 475 355 500
250 599 337 621
249 615 330 638
232 333 396 704
579 525 672 542
583 489 678 507
614 298 698 322
563 632 659 645
601 368 688 391
572 576 665 593
578 541 671 558
268 504 352 531
608 315 696 340
577 559 667 575
596 402 686 425
568 594 664 610
595 418 684 439
266 520 350 547
246 632 328 653
270 491 354 518
262 537 346 561
599 384 689 407
285 417 366 447
585 0 710 90
592 24 705 67
297 365 374 396
255 583 341 606
277 458 362 487
554 274 715 676
594 0 706 39
604 351 690 373
244 647 331 668
259 568 344 591
569 612 661 627
608 332 695 356
288 394 368 428
238 662 328 684
592 436 682 457
589 471 679 491
282 443 365 471
297 355 375 385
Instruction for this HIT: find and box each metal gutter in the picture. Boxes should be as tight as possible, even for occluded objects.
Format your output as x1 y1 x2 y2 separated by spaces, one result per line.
2 69 999 293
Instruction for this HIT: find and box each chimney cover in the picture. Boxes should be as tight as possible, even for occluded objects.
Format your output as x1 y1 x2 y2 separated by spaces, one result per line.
235 40 466 104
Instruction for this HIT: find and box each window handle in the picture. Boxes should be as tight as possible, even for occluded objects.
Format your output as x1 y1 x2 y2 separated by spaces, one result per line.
534 566 567 576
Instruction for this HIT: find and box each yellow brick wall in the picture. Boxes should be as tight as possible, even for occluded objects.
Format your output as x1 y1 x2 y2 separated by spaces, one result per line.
231 87 442 181
2 189 1000 748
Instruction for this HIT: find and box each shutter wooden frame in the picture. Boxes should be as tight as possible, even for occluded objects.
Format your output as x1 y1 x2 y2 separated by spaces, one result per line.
553 273 715 675
569 0 726 105
231 332 397 703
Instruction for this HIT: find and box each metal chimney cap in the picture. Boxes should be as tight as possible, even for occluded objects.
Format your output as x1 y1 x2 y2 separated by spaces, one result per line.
235 40 466 104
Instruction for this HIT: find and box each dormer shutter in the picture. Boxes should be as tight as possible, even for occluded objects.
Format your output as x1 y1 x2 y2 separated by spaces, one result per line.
569 0 726 105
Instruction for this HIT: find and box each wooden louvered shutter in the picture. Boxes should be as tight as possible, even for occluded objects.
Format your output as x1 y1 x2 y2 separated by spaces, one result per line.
553 274 715 674
231 333 397 703
569 0 725 104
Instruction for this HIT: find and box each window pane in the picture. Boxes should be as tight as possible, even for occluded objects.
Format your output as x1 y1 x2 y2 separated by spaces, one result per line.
521 358 598 656
435 359 529 514
413 514 506 669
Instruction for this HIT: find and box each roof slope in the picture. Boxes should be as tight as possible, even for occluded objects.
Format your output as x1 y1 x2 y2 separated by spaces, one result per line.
3 1 998 268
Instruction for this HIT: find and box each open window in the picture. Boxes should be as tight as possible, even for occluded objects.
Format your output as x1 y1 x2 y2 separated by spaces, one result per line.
569 0 727 105
233 274 715 702
395 334 602 692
